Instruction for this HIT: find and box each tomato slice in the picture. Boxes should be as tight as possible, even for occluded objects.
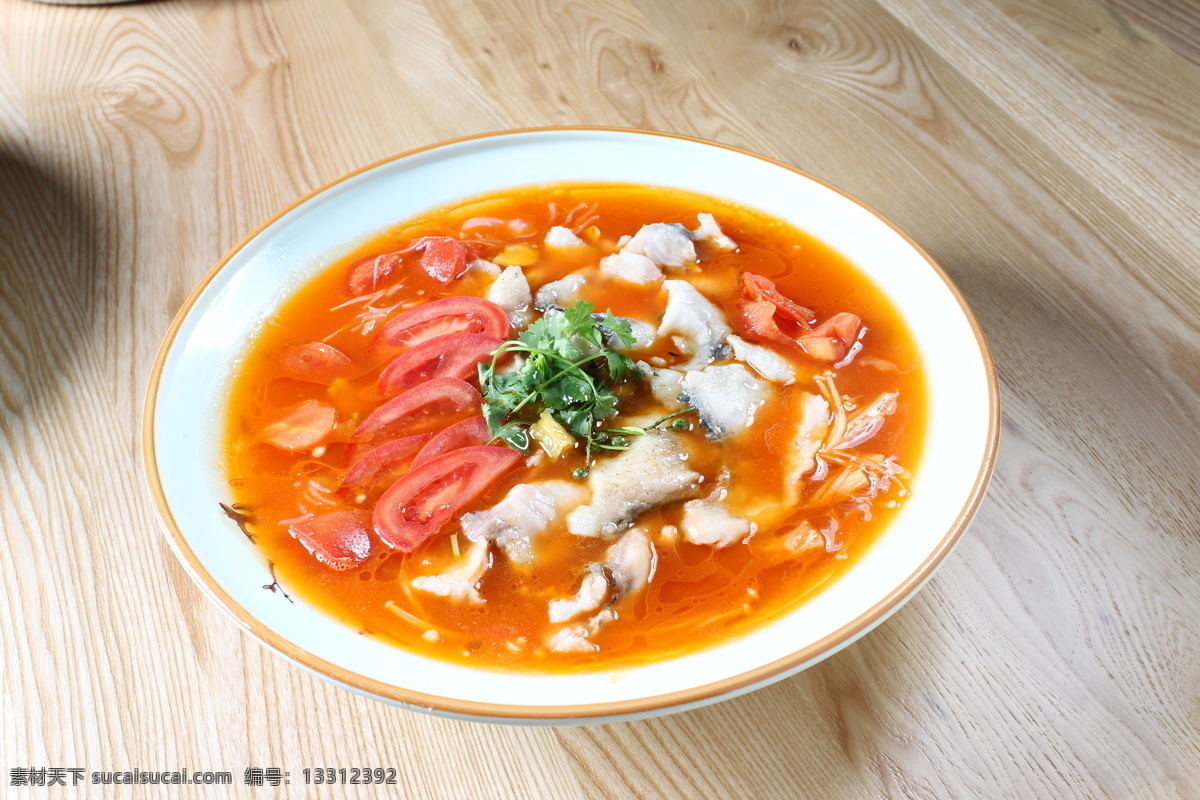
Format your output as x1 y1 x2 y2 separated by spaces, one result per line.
733 273 815 348
288 510 372 569
259 400 337 451
742 273 816 328
413 416 492 465
418 237 474 283
377 333 503 397
352 378 482 443
347 251 404 296
277 342 354 385
340 433 432 490
734 297 797 350
373 446 523 551
375 296 509 353
797 312 864 365
732 273 863 363
347 237 474 294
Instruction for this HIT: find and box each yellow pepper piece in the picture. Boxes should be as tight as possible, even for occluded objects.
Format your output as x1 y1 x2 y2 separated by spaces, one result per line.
494 244 539 267
530 411 575 459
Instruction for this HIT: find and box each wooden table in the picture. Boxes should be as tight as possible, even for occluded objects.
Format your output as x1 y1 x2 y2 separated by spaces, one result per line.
2 0 1197 797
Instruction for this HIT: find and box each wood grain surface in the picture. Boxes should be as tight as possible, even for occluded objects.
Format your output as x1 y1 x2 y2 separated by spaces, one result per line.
1 0 1198 797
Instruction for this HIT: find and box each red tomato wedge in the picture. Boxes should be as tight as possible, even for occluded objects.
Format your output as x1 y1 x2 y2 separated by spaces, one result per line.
340 433 433 490
734 297 796 350
258 400 337 451
277 342 354 384
798 312 864 365
373 446 522 551
375 296 509 353
346 252 404 296
287 510 372 569
352 378 482 443
733 272 863 363
732 273 817 351
418 237 474 283
413 416 492 465
742 273 816 327
377 333 503 397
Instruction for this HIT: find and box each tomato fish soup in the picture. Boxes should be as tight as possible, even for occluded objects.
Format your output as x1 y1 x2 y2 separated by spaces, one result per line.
224 184 925 671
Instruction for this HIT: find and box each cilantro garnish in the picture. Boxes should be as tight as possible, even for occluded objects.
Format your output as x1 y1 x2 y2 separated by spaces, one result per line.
478 301 643 465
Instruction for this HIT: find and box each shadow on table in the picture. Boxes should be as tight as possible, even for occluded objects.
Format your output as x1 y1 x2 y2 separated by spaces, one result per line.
0 148 103 432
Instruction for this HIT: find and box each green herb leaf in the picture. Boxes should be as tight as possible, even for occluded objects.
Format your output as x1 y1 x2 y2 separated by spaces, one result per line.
494 422 533 451
597 311 636 347
479 300 647 466
604 349 634 381
558 406 595 439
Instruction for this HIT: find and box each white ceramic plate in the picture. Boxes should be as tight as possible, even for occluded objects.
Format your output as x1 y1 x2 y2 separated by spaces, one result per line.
143 128 998 724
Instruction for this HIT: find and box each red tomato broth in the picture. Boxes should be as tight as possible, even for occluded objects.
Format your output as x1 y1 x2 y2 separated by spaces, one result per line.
224 183 926 672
